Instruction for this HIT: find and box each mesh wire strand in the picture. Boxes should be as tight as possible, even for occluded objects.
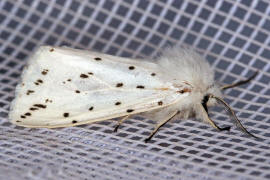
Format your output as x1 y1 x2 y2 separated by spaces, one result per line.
0 0 270 180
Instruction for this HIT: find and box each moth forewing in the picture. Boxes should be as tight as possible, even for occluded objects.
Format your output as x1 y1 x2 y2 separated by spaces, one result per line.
12 93 184 128
9 46 189 128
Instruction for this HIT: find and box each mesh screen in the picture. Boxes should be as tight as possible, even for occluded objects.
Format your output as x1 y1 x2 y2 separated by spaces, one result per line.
0 0 270 179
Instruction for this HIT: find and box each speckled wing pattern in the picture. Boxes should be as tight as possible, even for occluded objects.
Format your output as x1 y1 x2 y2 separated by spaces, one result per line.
9 46 187 128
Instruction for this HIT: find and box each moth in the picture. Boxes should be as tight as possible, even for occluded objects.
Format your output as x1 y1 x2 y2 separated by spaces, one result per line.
9 46 258 142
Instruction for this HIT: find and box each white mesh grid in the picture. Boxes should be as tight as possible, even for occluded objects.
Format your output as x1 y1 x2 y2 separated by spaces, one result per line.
0 0 269 179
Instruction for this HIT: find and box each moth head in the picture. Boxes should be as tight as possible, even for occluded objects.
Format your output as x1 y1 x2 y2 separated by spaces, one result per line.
202 84 222 107
203 70 258 110
200 75 259 138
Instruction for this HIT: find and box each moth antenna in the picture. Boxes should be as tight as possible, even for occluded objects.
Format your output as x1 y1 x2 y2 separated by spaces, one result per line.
221 71 258 90
210 95 258 138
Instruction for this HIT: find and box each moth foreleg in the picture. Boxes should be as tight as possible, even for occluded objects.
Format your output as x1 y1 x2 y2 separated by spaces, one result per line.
144 111 179 143
113 115 130 132
208 118 231 131
198 104 231 131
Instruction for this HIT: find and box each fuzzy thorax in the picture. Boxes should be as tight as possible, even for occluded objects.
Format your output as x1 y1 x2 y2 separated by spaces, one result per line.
154 47 223 120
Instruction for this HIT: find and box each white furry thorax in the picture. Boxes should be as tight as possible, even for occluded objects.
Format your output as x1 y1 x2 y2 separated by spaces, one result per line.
154 47 222 119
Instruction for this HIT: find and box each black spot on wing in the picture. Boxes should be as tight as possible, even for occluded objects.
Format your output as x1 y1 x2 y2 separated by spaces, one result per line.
49 48 54 52
63 113 69 117
67 79 72 82
41 69 48 75
33 104 47 109
89 106 94 111
29 107 38 111
75 90 80 93
26 90 34 95
88 72 94 75
158 101 163 105
126 109 134 113
45 99 52 103
34 79 43 85
129 66 135 70
115 102 121 105
80 74 88 78
24 112 31 116
20 115 26 119
136 85 145 89
72 120 77 124
94 57 102 61
151 73 156 76
116 83 123 87
178 88 191 94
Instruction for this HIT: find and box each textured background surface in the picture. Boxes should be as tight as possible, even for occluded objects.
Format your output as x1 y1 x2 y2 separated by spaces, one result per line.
0 0 270 179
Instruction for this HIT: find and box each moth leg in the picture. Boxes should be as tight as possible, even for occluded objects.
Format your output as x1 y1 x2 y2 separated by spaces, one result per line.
113 115 130 132
221 71 258 90
205 115 231 131
144 111 179 143
199 104 231 131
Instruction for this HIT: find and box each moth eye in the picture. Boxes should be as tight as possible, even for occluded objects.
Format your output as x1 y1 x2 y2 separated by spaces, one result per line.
202 95 210 104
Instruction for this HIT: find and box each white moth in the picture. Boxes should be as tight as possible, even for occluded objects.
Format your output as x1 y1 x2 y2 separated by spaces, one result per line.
9 46 258 142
